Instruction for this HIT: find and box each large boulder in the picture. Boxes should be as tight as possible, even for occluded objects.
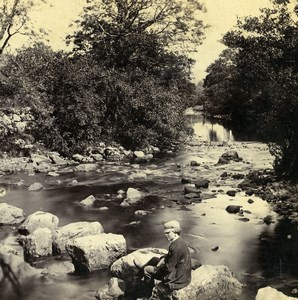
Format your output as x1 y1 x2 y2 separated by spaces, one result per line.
23 228 52 261
66 233 126 273
0 203 25 225
18 211 59 235
111 248 167 288
53 221 105 254
176 265 242 300
256 287 297 300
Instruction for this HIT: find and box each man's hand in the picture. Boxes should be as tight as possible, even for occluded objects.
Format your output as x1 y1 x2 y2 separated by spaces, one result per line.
157 257 165 267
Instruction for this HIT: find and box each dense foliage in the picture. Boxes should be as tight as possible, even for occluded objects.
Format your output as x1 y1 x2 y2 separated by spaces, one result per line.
0 0 206 156
203 0 298 179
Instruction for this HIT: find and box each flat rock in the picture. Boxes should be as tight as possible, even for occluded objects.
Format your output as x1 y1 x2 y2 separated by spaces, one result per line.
66 233 126 273
53 221 104 254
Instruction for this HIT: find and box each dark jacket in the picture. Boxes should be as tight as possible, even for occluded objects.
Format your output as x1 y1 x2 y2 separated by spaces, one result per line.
163 237 192 290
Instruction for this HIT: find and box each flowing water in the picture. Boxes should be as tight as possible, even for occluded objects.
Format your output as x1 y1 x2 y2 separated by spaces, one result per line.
0 112 298 300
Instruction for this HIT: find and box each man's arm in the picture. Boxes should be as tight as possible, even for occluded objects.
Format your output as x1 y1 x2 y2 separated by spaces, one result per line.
164 242 180 281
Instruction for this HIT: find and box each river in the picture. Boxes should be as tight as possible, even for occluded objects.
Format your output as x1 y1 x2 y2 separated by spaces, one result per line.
0 111 298 300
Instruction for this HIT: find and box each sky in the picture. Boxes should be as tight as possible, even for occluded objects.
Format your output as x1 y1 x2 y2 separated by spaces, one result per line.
9 0 272 82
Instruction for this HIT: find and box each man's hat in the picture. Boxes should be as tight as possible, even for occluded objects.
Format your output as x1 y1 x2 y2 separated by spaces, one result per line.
164 220 181 233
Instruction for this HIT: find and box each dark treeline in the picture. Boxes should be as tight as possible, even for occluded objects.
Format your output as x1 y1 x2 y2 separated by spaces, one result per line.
0 0 206 156
202 0 298 179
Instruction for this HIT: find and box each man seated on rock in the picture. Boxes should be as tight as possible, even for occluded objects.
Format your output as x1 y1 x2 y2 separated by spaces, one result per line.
134 220 192 300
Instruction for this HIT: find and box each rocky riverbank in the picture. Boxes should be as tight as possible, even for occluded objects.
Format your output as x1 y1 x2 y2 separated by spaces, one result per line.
1 140 298 299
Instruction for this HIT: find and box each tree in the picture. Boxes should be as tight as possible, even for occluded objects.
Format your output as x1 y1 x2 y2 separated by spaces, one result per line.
204 0 298 178
63 0 207 152
68 0 206 69
0 0 47 55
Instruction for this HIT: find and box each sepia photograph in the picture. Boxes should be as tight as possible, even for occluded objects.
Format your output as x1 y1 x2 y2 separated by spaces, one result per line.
0 0 298 299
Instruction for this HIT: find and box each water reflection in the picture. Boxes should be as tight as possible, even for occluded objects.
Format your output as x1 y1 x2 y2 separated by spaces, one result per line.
188 113 234 143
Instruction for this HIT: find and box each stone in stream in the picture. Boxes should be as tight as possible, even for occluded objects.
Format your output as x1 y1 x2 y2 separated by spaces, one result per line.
125 187 143 205
221 151 240 161
74 163 98 172
184 193 201 199
226 190 237 197
256 287 297 300
225 205 242 214
27 182 44 191
95 277 126 300
47 171 59 177
128 172 147 180
200 193 216 200
23 228 52 261
80 195 96 206
184 186 201 195
181 177 192 184
134 210 150 216
0 203 25 225
232 173 245 180
18 211 59 235
52 221 105 254
263 215 273 225
66 233 126 273
238 217 250 222
190 160 200 167
220 171 228 178
245 189 254 196
194 178 210 189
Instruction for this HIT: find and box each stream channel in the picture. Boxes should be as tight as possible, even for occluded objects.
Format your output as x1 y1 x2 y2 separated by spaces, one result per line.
0 111 298 300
